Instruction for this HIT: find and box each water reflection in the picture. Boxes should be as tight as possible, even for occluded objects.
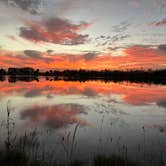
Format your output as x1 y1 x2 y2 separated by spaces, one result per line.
21 104 88 129
0 78 166 165
1 78 166 106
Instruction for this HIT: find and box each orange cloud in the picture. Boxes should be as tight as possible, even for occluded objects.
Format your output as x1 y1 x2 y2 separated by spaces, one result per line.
19 18 91 45
0 45 166 70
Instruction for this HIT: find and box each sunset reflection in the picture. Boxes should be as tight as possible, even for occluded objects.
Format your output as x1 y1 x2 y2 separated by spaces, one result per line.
1 79 166 106
21 104 88 129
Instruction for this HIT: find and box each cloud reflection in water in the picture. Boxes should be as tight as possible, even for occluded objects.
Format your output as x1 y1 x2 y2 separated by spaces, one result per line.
21 103 88 129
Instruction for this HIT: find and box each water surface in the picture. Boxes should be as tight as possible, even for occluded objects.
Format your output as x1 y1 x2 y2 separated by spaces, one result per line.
0 77 166 165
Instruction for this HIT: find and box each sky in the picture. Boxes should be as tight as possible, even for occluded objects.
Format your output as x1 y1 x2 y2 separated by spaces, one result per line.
0 0 166 70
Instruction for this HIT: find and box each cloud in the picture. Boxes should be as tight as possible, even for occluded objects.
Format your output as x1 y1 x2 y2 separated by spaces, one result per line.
23 49 53 63
108 46 125 51
24 50 42 59
111 21 131 33
0 0 41 14
47 50 54 54
0 44 166 70
21 104 88 129
158 44 166 53
157 99 166 108
82 88 98 97
24 89 42 97
111 34 130 43
19 27 46 42
83 52 98 61
19 17 91 45
150 18 166 26
94 34 130 48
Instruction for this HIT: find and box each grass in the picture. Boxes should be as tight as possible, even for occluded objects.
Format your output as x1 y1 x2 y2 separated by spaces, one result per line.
93 155 139 166
60 123 80 164
0 104 165 166
0 150 139 166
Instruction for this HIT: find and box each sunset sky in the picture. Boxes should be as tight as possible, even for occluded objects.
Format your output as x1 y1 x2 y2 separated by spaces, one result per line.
0 0 166 70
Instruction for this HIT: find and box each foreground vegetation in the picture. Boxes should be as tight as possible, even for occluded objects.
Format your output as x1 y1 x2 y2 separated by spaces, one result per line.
0 151 139 166
0 104 165 166
0 127 139 166
0 104 140 166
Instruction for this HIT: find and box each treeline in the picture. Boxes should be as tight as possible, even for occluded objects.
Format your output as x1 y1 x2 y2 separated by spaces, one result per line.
0 67 166 77
0 67 166 84
0 68 39 75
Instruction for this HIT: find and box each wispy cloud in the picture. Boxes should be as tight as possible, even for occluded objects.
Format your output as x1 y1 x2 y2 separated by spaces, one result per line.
111 21 131 33
94 34 130 48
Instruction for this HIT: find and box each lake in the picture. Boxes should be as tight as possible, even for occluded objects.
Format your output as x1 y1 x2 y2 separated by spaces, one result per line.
0 77 166 165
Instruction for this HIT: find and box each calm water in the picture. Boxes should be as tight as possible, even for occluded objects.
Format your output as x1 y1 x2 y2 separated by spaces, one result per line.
0 77 166 165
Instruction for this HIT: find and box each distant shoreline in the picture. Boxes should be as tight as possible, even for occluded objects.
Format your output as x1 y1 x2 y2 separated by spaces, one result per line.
0 68 166 84
0 70 165 85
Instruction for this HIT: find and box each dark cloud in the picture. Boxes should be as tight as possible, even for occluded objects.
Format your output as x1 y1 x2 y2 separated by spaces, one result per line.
65 34 89 45
24 50 42 59
23 49 53 63
20 27 46 42
158 44 166 53
94 32 130 47
108 46 125 51
46 94 54 99
150 18 166 26
99 34 130 47
47 50 54 54
82 88 98 97
1 0 41 14
19 17 91 45
21 104 88 129
63 52 99 63
111 34 130 43
157 99 166 108
83 52 98 61
112 21 131 33
24 89 42 97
